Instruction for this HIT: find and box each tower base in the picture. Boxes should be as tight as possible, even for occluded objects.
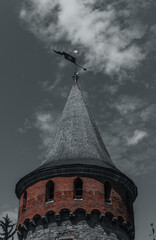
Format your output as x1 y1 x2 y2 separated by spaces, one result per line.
18 210 134 240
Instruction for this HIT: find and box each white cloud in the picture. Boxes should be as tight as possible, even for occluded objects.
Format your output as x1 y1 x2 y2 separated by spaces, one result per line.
127 130 148 145
19 0 148 76
35 111 59 147
102 120 155 176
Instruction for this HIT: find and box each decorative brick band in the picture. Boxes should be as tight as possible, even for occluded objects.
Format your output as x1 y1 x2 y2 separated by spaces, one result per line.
17 209 135 240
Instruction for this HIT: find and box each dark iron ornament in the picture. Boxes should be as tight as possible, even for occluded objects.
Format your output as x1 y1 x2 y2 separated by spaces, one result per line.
53 49 87 82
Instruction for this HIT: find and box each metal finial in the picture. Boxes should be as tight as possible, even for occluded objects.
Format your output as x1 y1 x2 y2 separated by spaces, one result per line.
72 72 79 83
53 49 87 83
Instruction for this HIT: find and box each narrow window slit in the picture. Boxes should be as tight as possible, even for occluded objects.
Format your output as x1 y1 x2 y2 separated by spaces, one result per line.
46 181 54 202
22 191 27 212
104 182 111 203
74 178 83 199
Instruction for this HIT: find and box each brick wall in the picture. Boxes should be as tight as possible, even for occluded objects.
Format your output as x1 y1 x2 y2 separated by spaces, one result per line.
18 176 133 228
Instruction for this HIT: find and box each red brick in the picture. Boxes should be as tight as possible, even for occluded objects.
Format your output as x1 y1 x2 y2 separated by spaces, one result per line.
17 176 132 227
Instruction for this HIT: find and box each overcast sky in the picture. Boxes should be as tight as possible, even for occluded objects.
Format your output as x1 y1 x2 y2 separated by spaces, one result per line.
0 0 156 239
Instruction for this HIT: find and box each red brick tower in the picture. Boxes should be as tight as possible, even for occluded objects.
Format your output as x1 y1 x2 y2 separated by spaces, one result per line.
15 82 137 240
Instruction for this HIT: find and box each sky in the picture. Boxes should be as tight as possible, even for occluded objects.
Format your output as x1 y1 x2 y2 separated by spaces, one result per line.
0 0 156 239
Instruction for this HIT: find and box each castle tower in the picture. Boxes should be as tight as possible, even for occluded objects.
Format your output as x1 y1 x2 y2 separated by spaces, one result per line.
15 82 137 240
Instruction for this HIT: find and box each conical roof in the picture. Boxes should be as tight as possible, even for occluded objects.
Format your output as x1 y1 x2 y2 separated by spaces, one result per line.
16 82 137 201
42 82 118 171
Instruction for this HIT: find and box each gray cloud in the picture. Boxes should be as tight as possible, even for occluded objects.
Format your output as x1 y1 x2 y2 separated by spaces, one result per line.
17 0 156 177
111 95 144 116
100 95 156 176
18 118 32 134
102 83 119 95
17 108 59 152
19 0 154 76
126 130 148 145
41 73 62 92
34 110 59 149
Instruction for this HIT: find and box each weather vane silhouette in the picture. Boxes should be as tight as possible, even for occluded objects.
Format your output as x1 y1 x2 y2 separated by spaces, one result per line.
53 49 87 83
149 223 155 240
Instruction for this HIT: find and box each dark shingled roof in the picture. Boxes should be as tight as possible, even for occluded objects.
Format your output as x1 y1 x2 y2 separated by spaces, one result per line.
15 82 137 201
42 82 118 171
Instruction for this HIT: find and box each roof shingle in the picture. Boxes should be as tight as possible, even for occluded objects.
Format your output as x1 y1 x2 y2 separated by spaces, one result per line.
42 83 119 171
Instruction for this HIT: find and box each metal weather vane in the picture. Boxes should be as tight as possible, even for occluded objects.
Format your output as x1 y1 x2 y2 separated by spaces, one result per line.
53 49 87 82
149 223 155 240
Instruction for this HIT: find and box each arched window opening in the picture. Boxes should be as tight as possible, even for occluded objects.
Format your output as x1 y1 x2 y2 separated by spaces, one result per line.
74 178 83 199
22 191 27 212
104 182 111 203
46 181 54 202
